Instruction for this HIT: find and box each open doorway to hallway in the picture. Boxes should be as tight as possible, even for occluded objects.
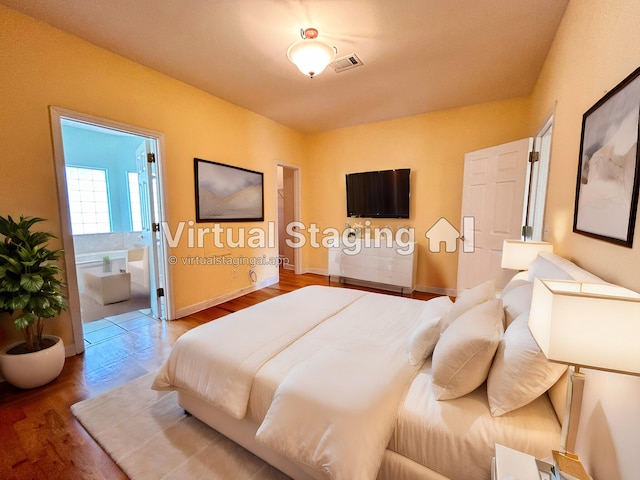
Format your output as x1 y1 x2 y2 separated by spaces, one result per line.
277 164 302 275
50 108 169 353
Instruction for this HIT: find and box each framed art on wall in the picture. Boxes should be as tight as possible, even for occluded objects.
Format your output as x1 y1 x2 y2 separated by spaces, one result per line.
194 158 264 222
573 66 640 247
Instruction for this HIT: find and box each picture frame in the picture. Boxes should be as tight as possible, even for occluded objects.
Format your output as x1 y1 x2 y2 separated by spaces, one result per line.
194 158 264 222
573 66 640 247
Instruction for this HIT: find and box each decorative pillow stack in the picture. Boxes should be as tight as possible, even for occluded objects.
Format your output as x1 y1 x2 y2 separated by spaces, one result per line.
431 281 504 400
415 255 583 412
428 269 568 412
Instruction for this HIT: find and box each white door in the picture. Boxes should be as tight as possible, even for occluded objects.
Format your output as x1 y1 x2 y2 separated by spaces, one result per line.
135 141 164 319
457 138 532 292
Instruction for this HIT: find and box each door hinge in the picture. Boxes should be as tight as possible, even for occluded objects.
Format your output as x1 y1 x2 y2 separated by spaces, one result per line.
147 152 156 163
156 287 164 297
152 223 160 232
522 225 533 238
529 151 540 163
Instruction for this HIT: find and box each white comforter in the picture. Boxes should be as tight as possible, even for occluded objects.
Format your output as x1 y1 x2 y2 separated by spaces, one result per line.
256 293 449 480
152 286 368 418
153 286 453 479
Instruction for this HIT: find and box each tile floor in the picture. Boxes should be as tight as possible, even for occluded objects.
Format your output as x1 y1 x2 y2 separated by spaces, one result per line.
82 309 155 347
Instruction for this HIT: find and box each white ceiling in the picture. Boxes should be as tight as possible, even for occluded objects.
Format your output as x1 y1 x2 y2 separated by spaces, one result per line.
2 0 569 133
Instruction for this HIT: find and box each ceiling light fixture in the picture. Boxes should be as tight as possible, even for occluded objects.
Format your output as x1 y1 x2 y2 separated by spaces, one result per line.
287 28 336 79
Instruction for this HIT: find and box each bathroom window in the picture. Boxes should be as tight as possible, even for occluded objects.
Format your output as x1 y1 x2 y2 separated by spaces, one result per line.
65 166 111 234
128 172 143 231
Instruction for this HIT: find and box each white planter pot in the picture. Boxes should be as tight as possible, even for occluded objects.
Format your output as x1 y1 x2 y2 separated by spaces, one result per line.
0 335 65 389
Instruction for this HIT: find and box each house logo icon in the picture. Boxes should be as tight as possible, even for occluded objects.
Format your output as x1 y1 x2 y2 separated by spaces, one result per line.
425 217 475 253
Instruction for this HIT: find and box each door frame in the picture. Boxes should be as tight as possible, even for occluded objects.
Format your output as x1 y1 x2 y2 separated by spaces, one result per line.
49 107 173 354
528 114 554 241
276 162 302 275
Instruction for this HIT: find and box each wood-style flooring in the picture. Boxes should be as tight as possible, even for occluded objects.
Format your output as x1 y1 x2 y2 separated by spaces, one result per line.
0 270 437 479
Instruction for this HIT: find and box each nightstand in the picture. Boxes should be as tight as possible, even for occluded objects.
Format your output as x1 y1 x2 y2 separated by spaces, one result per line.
493 444 553 480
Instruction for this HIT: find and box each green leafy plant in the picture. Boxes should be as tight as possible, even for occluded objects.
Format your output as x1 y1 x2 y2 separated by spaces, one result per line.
0 215 67 352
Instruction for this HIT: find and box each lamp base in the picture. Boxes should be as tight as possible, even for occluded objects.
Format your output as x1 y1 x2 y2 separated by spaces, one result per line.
561 366 586 454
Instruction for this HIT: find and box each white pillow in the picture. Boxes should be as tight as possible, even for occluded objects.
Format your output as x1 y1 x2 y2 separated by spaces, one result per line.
407 296 453 366
528 254 572 282
535 251 605 282
501 271 529 296
432 298 504 400
501 282 533 328
487 312 567 416
440 279 496 332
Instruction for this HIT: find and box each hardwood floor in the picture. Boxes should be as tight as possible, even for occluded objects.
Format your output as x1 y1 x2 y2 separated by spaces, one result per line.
0 270 437 479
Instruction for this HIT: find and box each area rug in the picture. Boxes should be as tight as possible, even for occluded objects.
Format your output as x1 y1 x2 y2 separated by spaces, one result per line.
71 372 290 480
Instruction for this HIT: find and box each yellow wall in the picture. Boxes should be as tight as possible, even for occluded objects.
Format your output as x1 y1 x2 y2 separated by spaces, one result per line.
303 98 531 291
0 5 304 346
528 1 640 478
531 0 640 290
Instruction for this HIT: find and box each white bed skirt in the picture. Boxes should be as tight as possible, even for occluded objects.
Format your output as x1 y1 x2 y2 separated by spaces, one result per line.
178 391 450 480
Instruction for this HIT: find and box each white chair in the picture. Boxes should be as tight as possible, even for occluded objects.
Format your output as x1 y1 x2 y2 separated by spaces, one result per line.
127 246 149 289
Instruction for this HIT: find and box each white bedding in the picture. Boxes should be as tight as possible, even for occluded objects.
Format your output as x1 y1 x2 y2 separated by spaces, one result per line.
390 358 561 480
152 286 367 418
154 284 562 480
255 293 438 480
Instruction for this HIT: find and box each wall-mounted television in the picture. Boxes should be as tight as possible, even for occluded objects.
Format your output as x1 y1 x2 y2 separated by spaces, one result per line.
346 168 410 218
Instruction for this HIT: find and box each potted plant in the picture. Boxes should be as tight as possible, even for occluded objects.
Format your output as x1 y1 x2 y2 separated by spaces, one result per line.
0 215 67 389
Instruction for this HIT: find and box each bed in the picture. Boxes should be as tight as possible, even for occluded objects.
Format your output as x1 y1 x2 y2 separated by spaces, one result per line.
153 252 604 480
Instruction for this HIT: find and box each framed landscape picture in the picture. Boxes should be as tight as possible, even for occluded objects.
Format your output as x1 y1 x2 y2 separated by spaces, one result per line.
194 158 264 222
573 67 640 247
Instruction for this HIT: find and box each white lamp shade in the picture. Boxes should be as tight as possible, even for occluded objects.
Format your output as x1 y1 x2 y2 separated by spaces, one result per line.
529 278 640 375
287 40 335 77
501 240 553 270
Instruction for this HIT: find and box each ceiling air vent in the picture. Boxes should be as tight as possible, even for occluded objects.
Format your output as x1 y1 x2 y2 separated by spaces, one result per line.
330 53 364 73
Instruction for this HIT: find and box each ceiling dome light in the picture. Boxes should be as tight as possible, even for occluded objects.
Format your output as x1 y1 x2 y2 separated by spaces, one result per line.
287 28 336 78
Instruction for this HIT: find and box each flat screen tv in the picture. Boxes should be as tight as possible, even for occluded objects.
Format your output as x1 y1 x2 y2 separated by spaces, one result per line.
346 168 410 218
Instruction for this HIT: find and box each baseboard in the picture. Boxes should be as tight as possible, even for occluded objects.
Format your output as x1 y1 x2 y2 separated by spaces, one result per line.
308 268 454 297
303 267 327 276
415 285 456 297
174 275 278 319
331 276 406 294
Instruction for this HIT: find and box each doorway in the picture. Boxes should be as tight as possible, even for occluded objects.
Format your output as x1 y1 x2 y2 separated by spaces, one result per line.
276 164 302 275
50 107 171 354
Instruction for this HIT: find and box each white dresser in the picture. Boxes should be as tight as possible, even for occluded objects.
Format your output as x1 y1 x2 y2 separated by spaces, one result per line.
327 239 417 294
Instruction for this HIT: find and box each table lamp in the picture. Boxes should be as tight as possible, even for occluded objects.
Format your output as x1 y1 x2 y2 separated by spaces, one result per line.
501 240 553 270
528 278 640 453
